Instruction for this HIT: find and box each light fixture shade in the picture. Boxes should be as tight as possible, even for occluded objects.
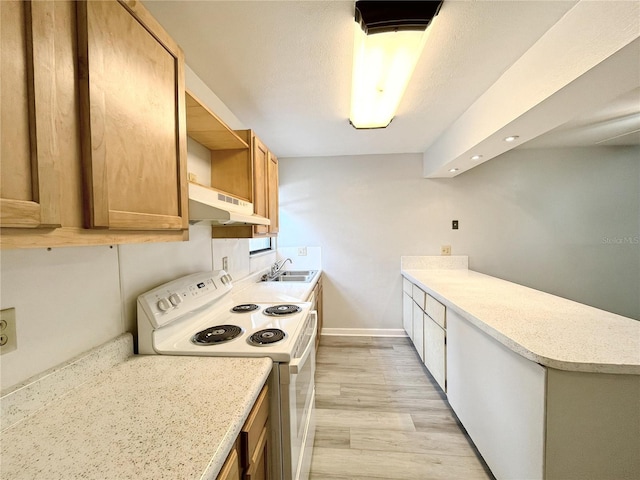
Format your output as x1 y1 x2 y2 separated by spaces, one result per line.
350 27 428 129
349 1 442 129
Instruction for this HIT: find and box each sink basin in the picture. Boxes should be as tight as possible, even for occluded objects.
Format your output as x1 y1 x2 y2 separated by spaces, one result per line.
260 270 317 283
270 275 309 282
280 270 317 277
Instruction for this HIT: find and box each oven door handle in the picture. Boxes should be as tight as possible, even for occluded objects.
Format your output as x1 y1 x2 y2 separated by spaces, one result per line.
289 311 317 375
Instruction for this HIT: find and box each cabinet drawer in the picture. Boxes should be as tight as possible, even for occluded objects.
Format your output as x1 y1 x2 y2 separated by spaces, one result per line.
402 278 412 294
412 285 426 310
426 294 446 328
241 384 269 468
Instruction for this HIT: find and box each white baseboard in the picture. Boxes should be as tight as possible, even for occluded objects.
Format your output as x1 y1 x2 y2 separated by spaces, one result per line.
321 328 408 337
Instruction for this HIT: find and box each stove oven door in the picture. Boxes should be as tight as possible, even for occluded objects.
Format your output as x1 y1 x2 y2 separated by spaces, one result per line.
279 311 317 480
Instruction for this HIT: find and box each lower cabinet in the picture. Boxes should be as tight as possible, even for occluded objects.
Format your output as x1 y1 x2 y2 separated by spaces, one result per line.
403 276 447 390
423 315 446 391
411 301 425 361
217 445 242 480
447 309 640 480
402 274 640 480
310 275 324 349
218 384 270 480
402 291 413 340
447 309 545 479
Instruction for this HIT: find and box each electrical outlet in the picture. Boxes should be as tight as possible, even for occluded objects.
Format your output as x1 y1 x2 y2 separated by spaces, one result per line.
222 256 228 271
441 245 452 256
0 308 17 355
298 247 307 256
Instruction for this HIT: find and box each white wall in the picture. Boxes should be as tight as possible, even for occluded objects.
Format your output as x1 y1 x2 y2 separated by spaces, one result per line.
0 226 275 391
277 146 640 331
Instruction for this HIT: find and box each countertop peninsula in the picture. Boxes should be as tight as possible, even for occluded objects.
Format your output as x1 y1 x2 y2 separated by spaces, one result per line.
401 257 640 374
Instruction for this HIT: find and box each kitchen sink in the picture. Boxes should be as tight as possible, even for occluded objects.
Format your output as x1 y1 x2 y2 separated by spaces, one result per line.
260 270 317 283
280 270 316 277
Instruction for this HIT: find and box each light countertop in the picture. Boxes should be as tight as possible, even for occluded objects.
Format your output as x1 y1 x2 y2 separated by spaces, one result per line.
232 268 321 303
1 351 272 480
402 262 640 375
0 268 323 480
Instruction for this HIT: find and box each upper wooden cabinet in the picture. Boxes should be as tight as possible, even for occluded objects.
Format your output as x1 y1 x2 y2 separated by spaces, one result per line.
209 130 279 239
1 0 61 229
1 0 188 248
76 0 188 231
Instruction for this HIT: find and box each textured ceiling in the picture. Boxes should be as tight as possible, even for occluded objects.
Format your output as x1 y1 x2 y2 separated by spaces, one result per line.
144 0 583 158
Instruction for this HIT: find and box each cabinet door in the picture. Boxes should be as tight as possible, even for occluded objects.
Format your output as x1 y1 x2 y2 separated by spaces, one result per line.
245 426 268 480
412 302 424 361
1 0 60 228
267 152 279 234
77 0 188 231
314 277 324 349
217 446 242 480
402 292 413 340
252 136 269 235
423 315 446 391
447 310 545 479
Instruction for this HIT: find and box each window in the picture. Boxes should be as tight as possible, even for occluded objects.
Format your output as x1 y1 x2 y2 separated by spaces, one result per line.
249 237 275 255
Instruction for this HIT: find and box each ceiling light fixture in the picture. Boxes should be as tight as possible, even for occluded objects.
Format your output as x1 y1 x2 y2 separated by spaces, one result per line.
349 1 443 129
504 135 520 142
470 154 483 160
449 168 459 173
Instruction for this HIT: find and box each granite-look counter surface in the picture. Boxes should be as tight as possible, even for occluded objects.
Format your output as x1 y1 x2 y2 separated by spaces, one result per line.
401 259 640 375
1 348 272 480
232 268 322 303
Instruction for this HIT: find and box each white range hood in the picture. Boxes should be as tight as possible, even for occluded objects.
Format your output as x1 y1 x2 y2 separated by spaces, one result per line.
188 183 270 226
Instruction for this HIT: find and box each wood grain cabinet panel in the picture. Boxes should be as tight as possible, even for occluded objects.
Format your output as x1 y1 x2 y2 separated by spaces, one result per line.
311 275 324 349
241 384 270 480
245 426 268 480
267 152 279 234
1 0 61 229
217 444 242 480
76 0 188 231
251 136 269 236
211 130 279 239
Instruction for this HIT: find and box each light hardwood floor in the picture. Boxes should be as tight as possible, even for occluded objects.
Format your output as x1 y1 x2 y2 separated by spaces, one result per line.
310 336 495 480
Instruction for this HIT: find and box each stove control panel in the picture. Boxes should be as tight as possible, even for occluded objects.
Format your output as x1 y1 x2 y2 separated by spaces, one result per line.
137 270 233 329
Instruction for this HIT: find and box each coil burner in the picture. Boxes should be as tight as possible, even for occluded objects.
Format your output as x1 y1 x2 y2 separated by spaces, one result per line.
192 325 242 345
248 328 286 346
231 304 260 313
264 305 302 316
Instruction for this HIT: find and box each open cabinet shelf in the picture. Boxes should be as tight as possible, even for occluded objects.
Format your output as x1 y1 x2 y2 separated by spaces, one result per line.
185 90 248 151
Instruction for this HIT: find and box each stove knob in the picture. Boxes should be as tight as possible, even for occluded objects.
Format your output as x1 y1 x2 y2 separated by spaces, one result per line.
169 293 183 307
157 298 172 312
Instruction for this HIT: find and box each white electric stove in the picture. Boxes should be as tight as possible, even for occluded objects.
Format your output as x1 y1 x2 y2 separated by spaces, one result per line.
136 270 317 480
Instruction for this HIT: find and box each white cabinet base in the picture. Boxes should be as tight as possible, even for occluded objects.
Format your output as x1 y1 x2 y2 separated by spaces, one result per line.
402 292 413 340
447 310 546 480
412 302 424 361
423 315 446 391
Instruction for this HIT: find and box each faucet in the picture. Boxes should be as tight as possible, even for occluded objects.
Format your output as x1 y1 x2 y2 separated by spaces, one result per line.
269 258 292 278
